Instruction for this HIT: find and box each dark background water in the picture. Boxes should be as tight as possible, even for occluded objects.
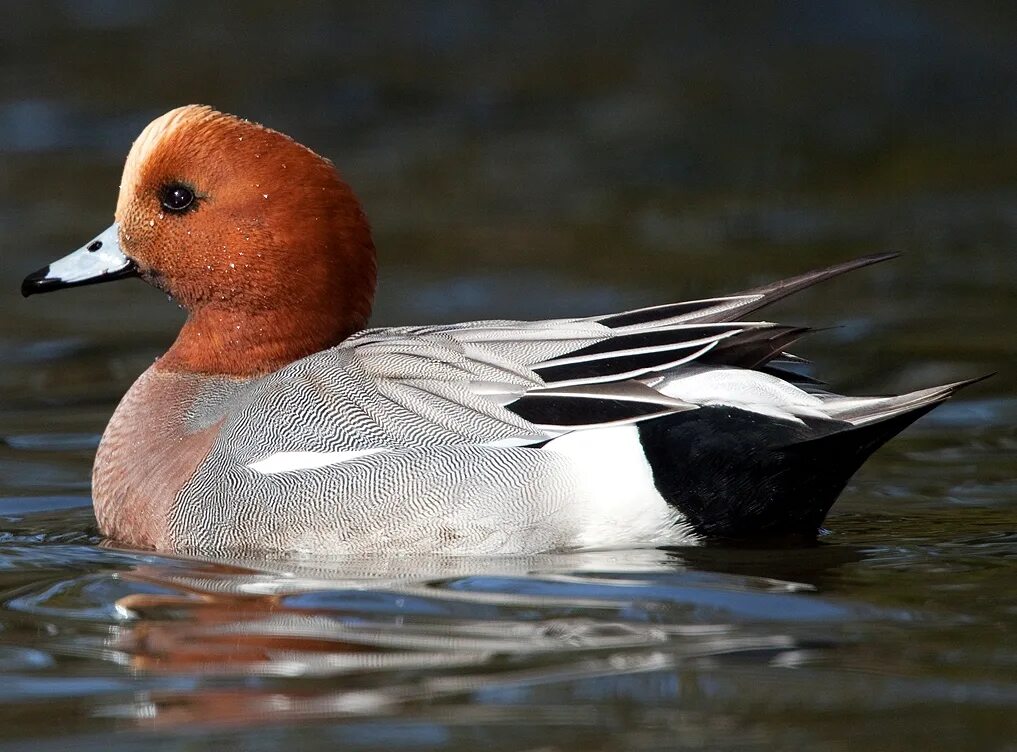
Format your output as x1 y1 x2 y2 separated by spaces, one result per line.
0 2 1014 749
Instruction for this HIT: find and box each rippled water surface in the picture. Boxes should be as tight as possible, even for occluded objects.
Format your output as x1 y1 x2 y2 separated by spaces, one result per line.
1 3 1015 750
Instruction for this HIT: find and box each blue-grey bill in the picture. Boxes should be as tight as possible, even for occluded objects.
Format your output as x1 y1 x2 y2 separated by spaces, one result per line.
22 223 138 297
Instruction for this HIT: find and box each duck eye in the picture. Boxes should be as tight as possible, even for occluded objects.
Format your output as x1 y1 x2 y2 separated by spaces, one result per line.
160 184 195 213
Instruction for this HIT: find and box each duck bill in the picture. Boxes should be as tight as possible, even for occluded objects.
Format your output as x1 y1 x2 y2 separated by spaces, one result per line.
22 223 138 297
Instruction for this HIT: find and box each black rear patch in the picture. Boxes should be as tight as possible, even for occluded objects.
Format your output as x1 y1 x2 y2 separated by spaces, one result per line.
637 404 937 539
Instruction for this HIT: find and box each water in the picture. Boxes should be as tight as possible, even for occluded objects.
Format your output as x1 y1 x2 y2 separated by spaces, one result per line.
1 3 1015 749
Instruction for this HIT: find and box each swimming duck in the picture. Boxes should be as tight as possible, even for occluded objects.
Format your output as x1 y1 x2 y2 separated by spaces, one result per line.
22 105 976 554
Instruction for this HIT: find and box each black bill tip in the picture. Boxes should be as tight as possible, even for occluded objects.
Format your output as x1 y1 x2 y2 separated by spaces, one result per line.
21 265 54 298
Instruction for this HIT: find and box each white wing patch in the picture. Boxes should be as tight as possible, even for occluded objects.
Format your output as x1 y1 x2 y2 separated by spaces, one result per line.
655 367 829 424
247 449 388 474
245 437 550 475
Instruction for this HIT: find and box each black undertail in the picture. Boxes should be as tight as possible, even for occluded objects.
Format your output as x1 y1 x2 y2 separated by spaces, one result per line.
637 403 939 540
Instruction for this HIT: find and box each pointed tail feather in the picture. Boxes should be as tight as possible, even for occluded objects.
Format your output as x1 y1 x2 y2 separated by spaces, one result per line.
599 252 898 330
822 375 993 426
698 252 899 324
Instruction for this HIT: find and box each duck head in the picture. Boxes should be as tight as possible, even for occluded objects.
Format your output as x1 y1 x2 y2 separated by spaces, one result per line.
23 105 377 376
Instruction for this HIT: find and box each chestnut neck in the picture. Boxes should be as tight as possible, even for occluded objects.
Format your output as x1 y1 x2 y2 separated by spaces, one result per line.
156 304 365 377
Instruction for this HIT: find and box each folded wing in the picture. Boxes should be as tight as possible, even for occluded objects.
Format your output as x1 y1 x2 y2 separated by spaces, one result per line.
232 253 924 457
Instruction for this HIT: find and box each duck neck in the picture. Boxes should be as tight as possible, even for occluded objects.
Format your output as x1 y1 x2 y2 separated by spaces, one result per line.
157 304 365 377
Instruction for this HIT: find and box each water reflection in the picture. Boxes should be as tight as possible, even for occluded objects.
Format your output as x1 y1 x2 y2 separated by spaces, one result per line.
0 545 868 729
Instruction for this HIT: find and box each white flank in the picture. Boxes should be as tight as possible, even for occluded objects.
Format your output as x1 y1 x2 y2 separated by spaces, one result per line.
247 448 387 474
543 425 686 547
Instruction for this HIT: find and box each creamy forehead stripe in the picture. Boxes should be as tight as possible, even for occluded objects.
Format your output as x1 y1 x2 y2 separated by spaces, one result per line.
115 105 329 217
117 105 220 214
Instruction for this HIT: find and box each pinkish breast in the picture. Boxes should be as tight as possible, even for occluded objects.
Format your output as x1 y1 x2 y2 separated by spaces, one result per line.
92 367 223 549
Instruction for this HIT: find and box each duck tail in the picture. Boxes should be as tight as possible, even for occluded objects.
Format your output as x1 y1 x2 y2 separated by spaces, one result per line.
637 376 988 540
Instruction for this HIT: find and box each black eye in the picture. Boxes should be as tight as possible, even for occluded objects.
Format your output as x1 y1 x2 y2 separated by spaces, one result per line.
160 183 196 213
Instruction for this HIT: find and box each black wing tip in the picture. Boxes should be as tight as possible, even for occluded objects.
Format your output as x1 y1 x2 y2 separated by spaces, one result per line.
596 252 902 329
941 373 995 394
851 251 900 266
748 251 900 294
813 251 901 274
689 252 902 325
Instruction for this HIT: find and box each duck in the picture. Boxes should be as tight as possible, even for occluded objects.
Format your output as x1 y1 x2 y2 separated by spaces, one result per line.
21 105 978 555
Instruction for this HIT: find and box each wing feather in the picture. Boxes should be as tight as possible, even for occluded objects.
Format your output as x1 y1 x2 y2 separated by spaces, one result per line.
225 254 900 455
